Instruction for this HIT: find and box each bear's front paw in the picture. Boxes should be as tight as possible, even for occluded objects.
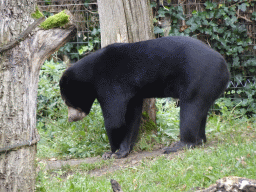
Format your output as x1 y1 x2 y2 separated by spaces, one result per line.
163 141 196 154
102 151 113 160
111 150 129 159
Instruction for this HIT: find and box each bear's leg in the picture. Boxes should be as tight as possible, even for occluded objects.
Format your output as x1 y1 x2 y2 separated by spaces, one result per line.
99 93 132 159
101 97 143 159
164 100 210 153
102 124 127 159
126 98 143 152
111 98 143 159
198 115 207 143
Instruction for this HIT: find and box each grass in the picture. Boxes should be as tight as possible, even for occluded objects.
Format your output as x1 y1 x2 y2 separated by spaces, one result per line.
37 101 108 159
36 104 256 191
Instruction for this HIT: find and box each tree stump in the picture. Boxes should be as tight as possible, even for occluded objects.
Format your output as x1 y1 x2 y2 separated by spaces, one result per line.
0 4 76 191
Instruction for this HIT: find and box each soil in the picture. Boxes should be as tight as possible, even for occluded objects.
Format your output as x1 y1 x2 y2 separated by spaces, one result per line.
39 146 183 178
39 141 217 178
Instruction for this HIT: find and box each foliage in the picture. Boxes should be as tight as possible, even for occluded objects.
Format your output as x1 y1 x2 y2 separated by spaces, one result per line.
78 28 101 55
43 0 52 5
152 0 256 115
156 99 180 146
37 60 108 159
215 83 256 117
37 100 108 159
141 111 157 132
133 98 181 152
57 27 100 61
37 59 66 120
40 10 70 30
31 6 44 19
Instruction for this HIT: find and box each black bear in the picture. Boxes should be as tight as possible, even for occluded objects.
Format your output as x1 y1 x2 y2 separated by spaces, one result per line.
59 36 230 159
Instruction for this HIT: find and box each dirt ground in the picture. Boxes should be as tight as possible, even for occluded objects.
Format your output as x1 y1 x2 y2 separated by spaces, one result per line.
40 146 181 177
39 139 218 179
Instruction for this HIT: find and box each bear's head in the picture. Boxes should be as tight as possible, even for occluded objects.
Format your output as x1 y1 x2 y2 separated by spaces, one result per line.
59 68 96 122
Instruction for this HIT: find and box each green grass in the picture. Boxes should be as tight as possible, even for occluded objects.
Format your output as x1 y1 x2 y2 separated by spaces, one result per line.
36 109 256 191
37 101 108 159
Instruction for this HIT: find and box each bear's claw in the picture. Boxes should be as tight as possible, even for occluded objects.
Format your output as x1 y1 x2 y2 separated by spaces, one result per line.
102 151 113 160
102 150 129 159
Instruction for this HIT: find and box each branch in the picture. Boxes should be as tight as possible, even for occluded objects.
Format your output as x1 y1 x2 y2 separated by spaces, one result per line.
32 25 77 64
239 15 252 22
0 17 46 53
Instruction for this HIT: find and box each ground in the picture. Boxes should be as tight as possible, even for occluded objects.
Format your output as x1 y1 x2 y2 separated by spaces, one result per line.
38 145 187 178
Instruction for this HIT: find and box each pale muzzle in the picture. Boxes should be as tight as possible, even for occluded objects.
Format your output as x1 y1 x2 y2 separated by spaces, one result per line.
68 107 86 122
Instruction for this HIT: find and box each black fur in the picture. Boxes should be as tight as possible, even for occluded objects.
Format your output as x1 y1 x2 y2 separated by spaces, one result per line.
59 36 230 158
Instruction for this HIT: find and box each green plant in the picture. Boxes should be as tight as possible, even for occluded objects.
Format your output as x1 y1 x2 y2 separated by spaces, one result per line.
37 59 66 120
57 27 101 61
37 60 108 159
156 99 180 146
216 84 256 118
78 28 100 55
37 99 108 159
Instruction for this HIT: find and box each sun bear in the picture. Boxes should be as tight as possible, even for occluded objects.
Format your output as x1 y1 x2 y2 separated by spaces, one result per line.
59 36 230 159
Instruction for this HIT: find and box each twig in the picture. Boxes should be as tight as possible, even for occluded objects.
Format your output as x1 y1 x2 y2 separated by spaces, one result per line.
238 15 252 22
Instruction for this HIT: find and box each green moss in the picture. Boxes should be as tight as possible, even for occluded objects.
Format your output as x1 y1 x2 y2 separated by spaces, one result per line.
40 10 70 30
142 111 149 119
141 112 157 132
143 119 157 132
31 6 44 19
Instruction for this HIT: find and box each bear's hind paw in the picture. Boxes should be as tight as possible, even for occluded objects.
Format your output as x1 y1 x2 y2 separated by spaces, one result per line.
163 141 196 154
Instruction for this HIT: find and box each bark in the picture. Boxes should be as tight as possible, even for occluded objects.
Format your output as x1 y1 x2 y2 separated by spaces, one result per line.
98 0 157 124
0 1 76 191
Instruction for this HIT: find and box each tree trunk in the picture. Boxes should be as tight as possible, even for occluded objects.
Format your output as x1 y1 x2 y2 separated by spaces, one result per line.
98 0 157 125
0 2 76 191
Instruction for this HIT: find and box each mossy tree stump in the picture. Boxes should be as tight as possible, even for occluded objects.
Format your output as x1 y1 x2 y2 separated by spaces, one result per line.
0 2 76 191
